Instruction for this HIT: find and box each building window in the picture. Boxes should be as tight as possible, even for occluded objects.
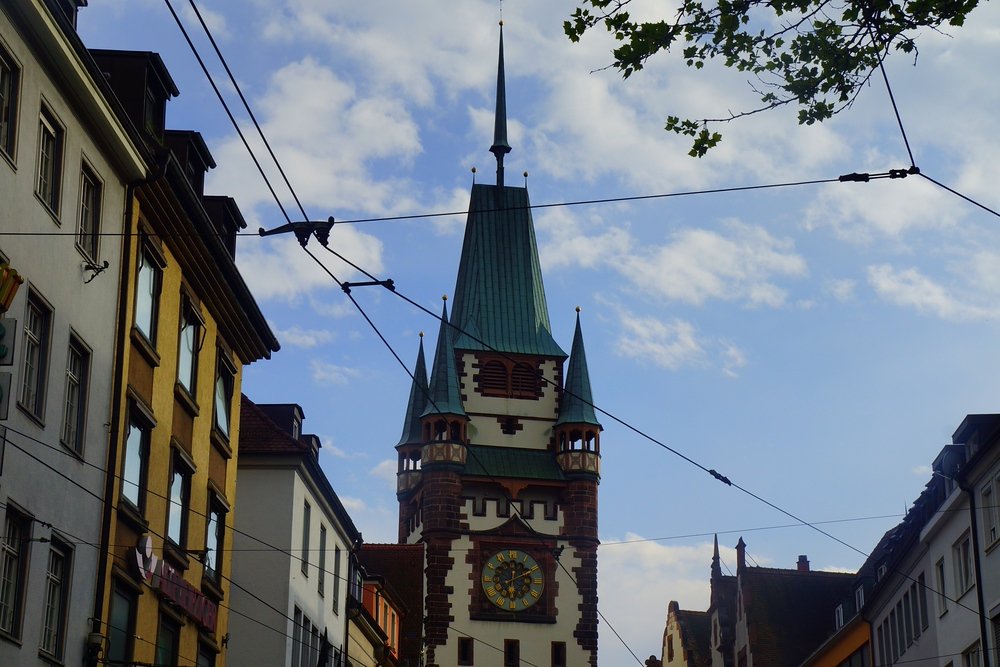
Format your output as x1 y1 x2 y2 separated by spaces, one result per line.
332 545 341 613
962 642 982 667
458 636 474 665
301 501 311 575
835 604 845 629
204 499 225 582
917 573 929 629
318 524 327 596
909 583 921 640
0 44 19 160
78 164 101 260
292 607 303 667
0 508 30 636
954 533 973 594
61 337 89 454
35 107 63 213
213 354 234 440
166 455 191 546
39 539 71 659
876 623 886 667
855 585 865 613
477 357 541 399
154 614 180 666
903 593 913 646
177 299 201 397
134 245 162 344
197 643 216 667
889 609 899 662
107 583 136 665
122 412 150 512
552 641 567 667
984 478 999 545
936 558 948 615
19 291 51 420
504 639 520 667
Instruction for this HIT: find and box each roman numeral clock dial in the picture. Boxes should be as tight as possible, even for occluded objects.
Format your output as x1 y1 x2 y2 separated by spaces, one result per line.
481 549 544 611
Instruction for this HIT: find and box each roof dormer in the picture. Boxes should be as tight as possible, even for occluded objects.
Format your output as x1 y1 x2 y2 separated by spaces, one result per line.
89 49 178 146
164 130 216 197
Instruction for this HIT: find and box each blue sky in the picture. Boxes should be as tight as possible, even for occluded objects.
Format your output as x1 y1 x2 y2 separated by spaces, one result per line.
81 0 1000 662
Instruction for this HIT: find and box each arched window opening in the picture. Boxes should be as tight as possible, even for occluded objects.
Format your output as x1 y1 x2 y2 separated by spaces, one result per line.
434 419 448 440
479 360 508 396
511 363 539 398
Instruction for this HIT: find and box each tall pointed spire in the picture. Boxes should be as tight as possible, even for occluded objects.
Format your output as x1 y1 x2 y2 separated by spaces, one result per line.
711 534 722 578
421 299 467 419
555 309 601 428
489 21 511 188
396 334 428 447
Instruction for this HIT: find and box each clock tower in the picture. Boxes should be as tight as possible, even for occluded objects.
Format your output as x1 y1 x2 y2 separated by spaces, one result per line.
394 23 602 667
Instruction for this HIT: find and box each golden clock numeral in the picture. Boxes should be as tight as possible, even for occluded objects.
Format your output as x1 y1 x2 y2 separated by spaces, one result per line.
508 550 518 559
483 576 492 583
496 553 505 562
486 587 496 597
522 598 531 607
528 565 538 573
533 578 542 584
486 562 494 570
509 600 518 610
496 597 506 606
530 589 540 598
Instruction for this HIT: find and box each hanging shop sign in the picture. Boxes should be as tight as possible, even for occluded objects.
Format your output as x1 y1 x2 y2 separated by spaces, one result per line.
134 537 218 632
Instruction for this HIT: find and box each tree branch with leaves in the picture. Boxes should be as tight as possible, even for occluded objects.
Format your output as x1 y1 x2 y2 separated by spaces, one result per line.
564 0 978 156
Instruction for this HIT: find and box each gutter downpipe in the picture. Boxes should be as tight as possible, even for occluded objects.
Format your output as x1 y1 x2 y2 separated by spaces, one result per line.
958 474 991 667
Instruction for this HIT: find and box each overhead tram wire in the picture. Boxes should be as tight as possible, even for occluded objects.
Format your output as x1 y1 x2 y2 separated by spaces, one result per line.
164 0 992 645
160 0 294 225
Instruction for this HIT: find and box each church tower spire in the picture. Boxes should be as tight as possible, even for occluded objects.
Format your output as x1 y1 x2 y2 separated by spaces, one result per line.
489 21 511 188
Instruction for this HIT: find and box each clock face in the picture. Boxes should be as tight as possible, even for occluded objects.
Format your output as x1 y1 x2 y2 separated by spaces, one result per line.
481 549 545 612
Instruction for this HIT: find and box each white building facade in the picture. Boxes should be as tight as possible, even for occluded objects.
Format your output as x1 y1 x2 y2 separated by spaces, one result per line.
229 397 360 667
0 1 145 665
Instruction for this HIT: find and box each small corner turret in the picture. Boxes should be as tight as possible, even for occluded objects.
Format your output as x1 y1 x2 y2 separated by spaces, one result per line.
555 308 602 478
419 297 469 468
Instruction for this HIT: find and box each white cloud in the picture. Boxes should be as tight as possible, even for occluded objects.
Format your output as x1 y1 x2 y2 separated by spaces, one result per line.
370 459 397 489
721 342 747 379
339 496 367 513
615 313 705 370
867 264 996 321
270 324 335 348
182 4 229 40
310 359 361 385
319 436 362 460
827 279 857 302
912 465 932 477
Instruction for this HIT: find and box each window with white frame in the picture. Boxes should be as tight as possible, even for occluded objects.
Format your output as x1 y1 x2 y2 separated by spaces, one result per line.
39 538 71 659
176 298 201 397
855 585 865 613
835 604 845 629
332 545 341 613
984 476 1000 545
962 642 982 667
204 498 226 583
0 42 19 160
0 507 31 637
213 352 234 440
936 558 948 614
134 243 162 345
954 533 974 594
35 107 63 214
166 454 192 546
61 336 89 454
301 501 311 575
19 290 51 420
121 411 150 512
318 524 326 596
77 164 101 260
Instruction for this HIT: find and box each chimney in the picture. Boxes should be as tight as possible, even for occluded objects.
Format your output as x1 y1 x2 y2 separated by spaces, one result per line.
736 537 746 571
797 555 810 572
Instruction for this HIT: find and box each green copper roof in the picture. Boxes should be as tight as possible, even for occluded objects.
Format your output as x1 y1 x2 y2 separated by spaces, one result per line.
464 445 565 481
421 302 467 418
396 336 428 447
555 312 601 428
450 184 567 358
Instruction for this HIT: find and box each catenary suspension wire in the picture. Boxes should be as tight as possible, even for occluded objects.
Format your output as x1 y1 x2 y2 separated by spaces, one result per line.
160 0 293 224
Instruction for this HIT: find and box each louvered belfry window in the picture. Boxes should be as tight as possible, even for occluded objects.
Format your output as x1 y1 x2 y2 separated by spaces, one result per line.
476 357 541 399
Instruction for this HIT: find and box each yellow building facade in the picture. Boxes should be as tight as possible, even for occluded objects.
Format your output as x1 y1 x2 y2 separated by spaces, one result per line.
86 51 278 667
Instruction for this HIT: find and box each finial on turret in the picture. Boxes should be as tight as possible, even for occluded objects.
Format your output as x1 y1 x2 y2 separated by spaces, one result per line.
490 21 511 189
575 306 581 313
442 294 448 302
419 331 424 338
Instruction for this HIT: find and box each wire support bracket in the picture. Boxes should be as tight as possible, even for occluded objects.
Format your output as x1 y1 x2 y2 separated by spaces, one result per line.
258 217 336 247
340 279 396 294
839 165 920 183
